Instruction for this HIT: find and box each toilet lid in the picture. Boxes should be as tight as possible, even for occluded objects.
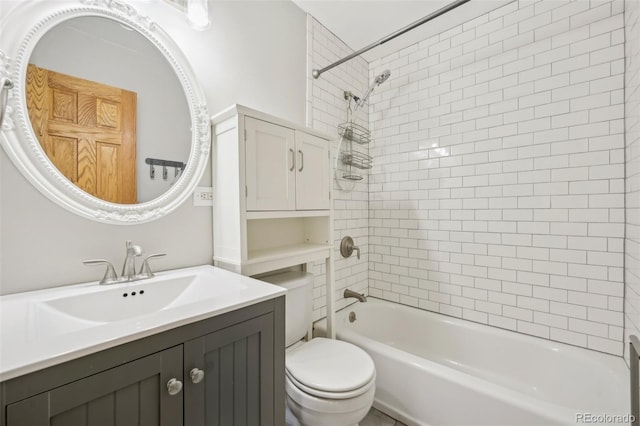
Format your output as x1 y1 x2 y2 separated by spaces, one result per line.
285 338 375 393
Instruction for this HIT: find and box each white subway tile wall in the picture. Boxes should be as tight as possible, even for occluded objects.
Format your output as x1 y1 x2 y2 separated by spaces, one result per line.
625 0 640 364
367 0 625 355
306 16 370 321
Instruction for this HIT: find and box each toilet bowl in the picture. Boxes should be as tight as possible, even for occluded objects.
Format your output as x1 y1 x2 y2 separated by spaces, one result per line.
285 337 375 426
261 272 376 426
285 375 375 426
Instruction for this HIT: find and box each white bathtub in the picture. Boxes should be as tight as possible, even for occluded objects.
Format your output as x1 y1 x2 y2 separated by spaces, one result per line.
315 298 630 426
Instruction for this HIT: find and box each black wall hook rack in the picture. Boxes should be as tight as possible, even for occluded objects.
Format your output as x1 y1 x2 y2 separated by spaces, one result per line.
145 158 186 180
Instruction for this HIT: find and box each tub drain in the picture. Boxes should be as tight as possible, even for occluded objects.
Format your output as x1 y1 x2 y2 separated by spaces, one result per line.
349 311 356 323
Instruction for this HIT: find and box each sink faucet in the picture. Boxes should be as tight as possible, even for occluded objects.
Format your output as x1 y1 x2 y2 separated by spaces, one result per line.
344 289 367 302
83 241 166 284
121 240 142 281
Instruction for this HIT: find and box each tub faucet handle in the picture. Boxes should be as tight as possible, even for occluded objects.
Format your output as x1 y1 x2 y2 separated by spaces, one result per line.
340 236 360 260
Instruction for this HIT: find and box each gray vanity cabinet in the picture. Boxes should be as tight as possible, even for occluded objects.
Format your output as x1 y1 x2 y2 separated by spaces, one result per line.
184 313 275 426
6 346 183 426
0 297 285 426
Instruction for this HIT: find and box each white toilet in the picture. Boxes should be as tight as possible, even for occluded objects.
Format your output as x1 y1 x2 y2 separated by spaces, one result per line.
262 271 376 426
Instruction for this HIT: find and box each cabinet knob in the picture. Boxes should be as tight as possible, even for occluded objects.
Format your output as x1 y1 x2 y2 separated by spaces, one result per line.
190 368 205 384
167 378 183 396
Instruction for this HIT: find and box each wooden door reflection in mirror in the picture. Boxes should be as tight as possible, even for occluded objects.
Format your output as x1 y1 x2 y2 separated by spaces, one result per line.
26 64 137 204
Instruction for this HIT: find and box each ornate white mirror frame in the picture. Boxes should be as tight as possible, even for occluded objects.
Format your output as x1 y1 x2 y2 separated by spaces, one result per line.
0 0 210 224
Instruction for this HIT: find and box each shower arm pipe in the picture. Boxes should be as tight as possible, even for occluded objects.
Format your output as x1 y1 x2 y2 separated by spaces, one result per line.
312 0 470 79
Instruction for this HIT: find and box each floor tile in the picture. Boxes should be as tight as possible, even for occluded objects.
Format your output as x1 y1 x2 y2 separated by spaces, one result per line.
361 407 407 426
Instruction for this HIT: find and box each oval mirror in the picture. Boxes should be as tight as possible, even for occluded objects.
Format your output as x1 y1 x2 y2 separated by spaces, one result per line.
0 0 210 224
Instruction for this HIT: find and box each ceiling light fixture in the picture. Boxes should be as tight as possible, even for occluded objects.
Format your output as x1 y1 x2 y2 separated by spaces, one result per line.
187 0 209 30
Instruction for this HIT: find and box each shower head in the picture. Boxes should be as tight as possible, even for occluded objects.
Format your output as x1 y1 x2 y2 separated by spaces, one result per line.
356 69 391 109
375 69 391 85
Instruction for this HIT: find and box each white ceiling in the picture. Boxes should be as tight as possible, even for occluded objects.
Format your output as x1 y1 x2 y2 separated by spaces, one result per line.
292 0 511 62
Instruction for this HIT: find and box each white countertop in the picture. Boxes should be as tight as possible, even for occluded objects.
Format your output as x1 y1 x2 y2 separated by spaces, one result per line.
0 265 286 382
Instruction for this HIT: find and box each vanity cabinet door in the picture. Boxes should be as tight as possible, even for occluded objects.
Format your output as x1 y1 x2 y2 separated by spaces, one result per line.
184 312 279 426
6 346 183 426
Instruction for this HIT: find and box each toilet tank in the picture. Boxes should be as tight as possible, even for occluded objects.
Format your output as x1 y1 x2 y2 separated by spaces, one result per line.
261 271 313 347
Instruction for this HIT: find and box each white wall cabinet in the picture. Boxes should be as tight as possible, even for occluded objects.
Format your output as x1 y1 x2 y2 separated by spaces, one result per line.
294 130 331 210
211 105 334 277
245 117 330 212
244 117 296 211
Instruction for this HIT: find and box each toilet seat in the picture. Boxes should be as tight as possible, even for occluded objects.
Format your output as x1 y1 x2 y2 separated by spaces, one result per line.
286 337 375 399
286 369 376 399
285 374 376 425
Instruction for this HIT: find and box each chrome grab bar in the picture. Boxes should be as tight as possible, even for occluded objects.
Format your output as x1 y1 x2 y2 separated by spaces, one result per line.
631 335 640 426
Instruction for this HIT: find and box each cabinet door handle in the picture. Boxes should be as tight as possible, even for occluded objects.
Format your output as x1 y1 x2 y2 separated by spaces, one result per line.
190 368 205 384
167 378 183 396
298 150 304 172
289 148 295 171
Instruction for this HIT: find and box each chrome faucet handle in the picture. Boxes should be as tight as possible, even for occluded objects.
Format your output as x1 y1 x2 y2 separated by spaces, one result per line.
138 253 167 279
83 259 120 285
340 236 361 260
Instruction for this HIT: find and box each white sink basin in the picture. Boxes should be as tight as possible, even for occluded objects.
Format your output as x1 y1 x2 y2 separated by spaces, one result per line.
1 265 286 382
39 271 247 324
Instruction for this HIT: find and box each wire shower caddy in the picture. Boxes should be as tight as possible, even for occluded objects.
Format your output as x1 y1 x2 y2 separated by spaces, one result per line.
337 93 372 182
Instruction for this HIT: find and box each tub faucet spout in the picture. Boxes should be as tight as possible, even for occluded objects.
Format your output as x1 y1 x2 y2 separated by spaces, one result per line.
344 289 367 302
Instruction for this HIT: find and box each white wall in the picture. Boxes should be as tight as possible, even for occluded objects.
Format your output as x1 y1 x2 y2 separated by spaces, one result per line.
0 0 307 294
625 0 640 364
367 0 625 355
146 0 307 123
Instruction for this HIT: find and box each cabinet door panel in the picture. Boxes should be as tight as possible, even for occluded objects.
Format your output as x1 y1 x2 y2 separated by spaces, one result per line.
87 393 116 426
184 313 274 426
51 403 87 426
7 346 183 426
295 131 330 210
245 117 296 211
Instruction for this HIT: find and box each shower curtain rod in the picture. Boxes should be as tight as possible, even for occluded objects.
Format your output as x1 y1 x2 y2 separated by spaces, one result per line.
312 0 470 79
